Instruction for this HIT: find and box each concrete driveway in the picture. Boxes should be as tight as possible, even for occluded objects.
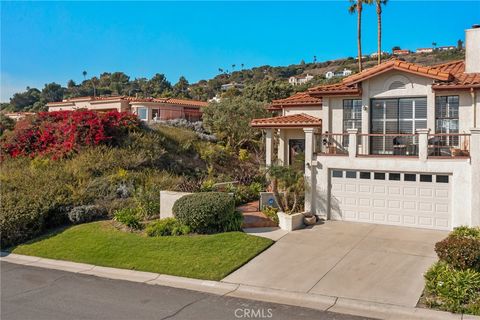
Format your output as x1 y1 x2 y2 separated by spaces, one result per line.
223 221 448 307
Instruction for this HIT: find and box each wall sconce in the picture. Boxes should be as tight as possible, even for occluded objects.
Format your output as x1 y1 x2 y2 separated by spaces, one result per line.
363 105 368 111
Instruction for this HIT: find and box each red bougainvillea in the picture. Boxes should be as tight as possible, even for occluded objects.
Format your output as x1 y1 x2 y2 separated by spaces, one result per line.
1 110 141 159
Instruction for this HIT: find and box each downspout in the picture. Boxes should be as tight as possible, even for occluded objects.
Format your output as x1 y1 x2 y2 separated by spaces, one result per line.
471 88 477 128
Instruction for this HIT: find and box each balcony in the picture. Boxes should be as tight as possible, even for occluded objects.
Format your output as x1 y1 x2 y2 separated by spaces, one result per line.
315 130 471 159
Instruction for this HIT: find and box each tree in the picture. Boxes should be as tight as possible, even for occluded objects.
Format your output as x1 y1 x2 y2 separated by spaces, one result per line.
41 82 64 103
241 63 244 69
82 70 87 80
202 97 268 149
173 76 190 98
313 55 317 63
243 79 294 102
432 42 437 50
148 73 172 97
374 0 388 65
232 64 236 71
457 39 464 50
349 0 370 72
9 87 41 111
0 114 15 136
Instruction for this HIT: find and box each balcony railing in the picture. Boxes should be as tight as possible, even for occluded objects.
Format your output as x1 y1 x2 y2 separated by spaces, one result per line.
357 133 419 157
428 133 470 158
315 133 349 155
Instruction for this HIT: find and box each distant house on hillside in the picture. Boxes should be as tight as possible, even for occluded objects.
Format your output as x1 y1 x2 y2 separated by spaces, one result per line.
325 68 352 79
288 74 314 86
438 46 456 51
416 48 434 54
47 96 208 122
221 82 245 91
370 51 388 58
3 112 36 121
393 49 411 55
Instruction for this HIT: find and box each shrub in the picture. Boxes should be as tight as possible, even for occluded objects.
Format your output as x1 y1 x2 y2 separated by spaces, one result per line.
67 205 105 224
435 235 480 271
262 206 279 224
113 208 142 230
451 226 480 239
146 218 190 237
172 192 242 234
424 261 480 315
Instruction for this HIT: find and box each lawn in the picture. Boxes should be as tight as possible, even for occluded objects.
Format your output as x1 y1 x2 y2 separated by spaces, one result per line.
10 221 273 280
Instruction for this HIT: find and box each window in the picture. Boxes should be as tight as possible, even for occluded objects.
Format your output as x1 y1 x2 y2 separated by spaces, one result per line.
360 172 371 179
137 108 148 120
343 99 362 132
435 96 459 146
404 174 416 181
420 174 433 182
374 172 386 180
346 171 357 179
436 175 449 183
152 109 161 120
388 81 406 90
389 173 401 181
332 170 343 178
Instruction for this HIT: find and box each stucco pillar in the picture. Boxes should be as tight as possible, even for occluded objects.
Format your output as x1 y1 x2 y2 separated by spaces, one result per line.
277 129 286 166
361 81 370 152
347 128 358 158
323 97 331 132
265 129 274 167
427 86 436 132
303 128 315 214
417 128 430 161
470 128 480 226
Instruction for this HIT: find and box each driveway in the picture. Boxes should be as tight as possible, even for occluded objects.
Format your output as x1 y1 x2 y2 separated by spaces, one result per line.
223 221 448 307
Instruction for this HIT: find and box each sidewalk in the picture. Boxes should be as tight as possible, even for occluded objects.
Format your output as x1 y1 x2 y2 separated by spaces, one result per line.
1 252 475 320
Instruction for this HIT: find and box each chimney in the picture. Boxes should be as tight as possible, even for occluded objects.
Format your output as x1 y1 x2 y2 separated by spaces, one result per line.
465 24 480 73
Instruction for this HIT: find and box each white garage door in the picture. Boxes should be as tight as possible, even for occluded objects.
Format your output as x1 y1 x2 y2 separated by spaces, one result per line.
330 170 451 230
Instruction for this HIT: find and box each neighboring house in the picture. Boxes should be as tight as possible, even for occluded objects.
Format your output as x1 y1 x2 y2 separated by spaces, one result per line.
393 49 411 55
416 48 434 54
47 96 208 122
325 69 353 79
370 51 388 58
288 74 314 86
439 46 456 51
251 25 480 231
3 112 36 121
221 82 245 91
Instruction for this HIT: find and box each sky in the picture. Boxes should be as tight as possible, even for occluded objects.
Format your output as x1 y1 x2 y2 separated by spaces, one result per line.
1 1 479 102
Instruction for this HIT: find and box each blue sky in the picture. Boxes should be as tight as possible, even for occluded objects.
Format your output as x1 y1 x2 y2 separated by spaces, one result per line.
1 1 479 102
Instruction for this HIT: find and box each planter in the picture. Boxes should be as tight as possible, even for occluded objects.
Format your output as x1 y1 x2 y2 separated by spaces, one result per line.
303 215 317 226
277 211 305 232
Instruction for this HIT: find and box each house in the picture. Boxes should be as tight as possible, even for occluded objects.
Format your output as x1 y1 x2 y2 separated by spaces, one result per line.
325 68 353 79
288 74 314 86
221 82 245 91
393 49 411 55
416 48 434 54
3 112 36 121
251 25 480 231
370 51 388 58
439 46 456 51
47 96 208 122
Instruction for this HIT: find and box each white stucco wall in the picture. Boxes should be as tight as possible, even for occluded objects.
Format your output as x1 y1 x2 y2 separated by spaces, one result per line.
283 106 323 119
159 191 192 219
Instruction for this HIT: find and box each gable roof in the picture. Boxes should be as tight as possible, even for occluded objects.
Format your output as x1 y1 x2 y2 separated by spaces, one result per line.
251 113 322 128
47 96 208 108
430 60 480 90
308 82 361 96
269 92 322 110
341 59 452 85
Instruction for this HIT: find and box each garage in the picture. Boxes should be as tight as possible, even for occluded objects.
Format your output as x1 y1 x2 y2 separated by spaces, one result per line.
330 170 451 230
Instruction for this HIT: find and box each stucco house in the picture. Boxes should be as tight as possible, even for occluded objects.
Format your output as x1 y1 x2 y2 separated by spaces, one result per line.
47 96 208 122
325 68 353 79
251 26 480 231
289 74 314 86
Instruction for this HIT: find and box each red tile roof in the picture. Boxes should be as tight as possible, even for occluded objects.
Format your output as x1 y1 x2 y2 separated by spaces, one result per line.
269 92 322 109
48 96 208 108
430 60 480 90
342 59 452 85
251 113 322 128
308 82 361 96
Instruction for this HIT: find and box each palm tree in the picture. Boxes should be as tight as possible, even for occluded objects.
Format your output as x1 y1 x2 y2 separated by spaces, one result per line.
241 63 244 69
82 70 87 80
348 0 370 72
218 68 224 74
374 0 387 65
232 64 236 71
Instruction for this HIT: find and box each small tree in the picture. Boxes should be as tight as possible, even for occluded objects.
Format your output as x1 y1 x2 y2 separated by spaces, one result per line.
268 164 305 215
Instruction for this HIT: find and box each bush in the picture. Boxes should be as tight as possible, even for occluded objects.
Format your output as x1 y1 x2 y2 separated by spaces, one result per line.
435 235 480 271
68 205 105 224
451 226 480 239
173 192 242 234
262 206 279 224
146 218 190 236
113 208 142 230
424 261 480 315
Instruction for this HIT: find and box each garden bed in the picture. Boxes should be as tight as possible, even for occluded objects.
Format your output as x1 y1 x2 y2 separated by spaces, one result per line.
9 221 273 281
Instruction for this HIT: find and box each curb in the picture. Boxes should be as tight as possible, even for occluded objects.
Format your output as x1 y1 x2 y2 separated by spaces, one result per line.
1 252 477 320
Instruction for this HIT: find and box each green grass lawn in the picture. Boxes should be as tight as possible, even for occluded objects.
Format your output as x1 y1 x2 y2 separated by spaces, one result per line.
10 221 273 280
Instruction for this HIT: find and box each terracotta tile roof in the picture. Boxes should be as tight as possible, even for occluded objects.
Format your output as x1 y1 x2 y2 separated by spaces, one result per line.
430 60 480 90
308 82 361 96
269 92 322 109
48 96 208 108
251 113 322 128
342 59 452 85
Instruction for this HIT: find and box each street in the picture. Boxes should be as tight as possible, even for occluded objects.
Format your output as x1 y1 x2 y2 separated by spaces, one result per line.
1 262 373 320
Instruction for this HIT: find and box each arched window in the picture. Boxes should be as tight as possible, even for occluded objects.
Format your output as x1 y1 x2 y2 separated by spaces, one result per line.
388 80 406 90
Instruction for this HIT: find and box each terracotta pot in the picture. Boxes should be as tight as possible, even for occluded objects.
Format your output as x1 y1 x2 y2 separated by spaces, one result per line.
303 215 317 225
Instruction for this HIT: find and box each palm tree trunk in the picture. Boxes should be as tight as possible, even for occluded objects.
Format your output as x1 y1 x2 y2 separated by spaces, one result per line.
377 4 382 65
357 1 363 72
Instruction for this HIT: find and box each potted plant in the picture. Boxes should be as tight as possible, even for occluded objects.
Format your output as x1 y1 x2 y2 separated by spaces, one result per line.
267 164 316 231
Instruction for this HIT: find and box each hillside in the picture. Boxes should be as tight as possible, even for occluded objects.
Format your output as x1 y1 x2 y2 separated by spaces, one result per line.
1 49 465 113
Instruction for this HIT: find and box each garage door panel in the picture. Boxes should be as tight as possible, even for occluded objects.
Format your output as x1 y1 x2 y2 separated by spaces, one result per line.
330 170 451 230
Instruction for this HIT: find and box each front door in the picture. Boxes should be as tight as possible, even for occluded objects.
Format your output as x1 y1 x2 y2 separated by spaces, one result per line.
288 139 305 166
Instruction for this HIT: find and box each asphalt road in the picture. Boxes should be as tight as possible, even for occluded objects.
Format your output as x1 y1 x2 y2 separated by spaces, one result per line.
0 262 374 320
